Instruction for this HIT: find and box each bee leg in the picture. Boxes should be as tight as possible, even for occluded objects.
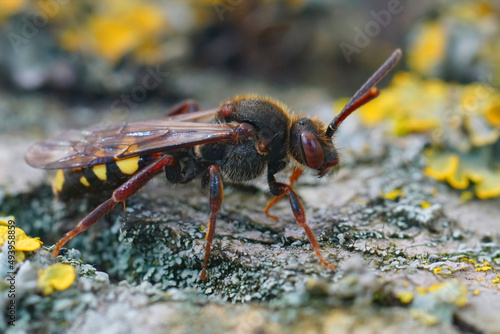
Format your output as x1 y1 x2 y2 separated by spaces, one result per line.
268 169 335 271
52 155 178 256
165 100 199 116
264 168 303 221
200 165 223 280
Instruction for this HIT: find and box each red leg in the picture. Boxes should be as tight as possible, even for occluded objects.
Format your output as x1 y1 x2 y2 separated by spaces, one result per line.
268 167 335 271
165 100 199 116
200 165 223 280
264 168 303 221
52 155 178 256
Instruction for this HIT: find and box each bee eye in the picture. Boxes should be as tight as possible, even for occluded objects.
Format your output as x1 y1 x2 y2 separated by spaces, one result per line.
300 132 324 169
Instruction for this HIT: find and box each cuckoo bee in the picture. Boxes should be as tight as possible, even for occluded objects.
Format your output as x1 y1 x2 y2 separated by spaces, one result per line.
26 49 401 280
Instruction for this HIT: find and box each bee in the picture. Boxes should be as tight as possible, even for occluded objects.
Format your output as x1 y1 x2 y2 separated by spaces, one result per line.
26 49 401 280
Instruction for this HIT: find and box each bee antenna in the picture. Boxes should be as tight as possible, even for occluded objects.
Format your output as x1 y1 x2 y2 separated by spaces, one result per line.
326 48 402 138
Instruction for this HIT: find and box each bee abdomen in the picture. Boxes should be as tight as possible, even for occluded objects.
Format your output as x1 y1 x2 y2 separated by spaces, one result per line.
53 155 156 200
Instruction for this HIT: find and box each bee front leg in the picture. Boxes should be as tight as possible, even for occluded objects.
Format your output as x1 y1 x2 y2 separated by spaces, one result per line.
200 165 223 280
264 168 303 221
52 155 178 256
267 164 335 271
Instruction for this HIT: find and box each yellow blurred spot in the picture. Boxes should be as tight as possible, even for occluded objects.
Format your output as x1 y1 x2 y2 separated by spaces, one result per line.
59 1 166 64
475 265 493 272
450 1 495 22
416 281 468 307
460 191 474 202
475 169 500 199
38 264 75 295
447 157 469 190
408 21 447 76
492 276 500 284
0 216 15 226
420 201 432 209
394 118 440 137
410 309 439 326
0 0 26 23
396 291 414 304
424 151 458 181
432 267 442 275
477 278 483 282
416 286 427 295
485 96 500 126
382 189 405 200
473 289 480 296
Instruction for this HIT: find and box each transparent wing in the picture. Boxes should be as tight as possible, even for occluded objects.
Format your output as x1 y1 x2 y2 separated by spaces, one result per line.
25 119 236 169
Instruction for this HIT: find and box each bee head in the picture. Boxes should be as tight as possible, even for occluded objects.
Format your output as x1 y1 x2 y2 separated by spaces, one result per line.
289 49 402 176
289 118 338 177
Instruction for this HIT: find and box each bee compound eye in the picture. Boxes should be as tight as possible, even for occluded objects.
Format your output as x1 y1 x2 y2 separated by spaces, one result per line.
300 132 324 170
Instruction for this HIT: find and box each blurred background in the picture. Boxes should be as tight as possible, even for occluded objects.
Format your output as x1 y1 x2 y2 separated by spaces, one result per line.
0 0 499 199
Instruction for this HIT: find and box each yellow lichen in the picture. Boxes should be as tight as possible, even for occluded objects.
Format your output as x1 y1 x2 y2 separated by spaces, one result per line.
407 21 447 77
423 151 459 182
382 189 405 201
38 263 75 295
345 60 500 199
59 1 166 64
474 261 493 272
460 191 474 202
0 0 26 24
424 148 500 199
420 201 432 209
416 281 468 307
410 309 439 326
357 72 443 134
396 291 414 304
475 169 500 199
485 96 500 126
0 216 43 261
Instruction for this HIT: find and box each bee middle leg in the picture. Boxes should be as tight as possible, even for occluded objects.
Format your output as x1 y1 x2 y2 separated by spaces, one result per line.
200 165 223 280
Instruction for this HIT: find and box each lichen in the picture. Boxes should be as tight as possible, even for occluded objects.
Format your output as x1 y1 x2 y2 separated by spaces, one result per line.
38 263 75 295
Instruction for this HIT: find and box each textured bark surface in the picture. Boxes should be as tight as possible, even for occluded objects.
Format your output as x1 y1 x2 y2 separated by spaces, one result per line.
1 79 499 334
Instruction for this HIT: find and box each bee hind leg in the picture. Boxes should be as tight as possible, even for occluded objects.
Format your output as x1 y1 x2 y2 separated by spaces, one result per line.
165 100 199 116
52 155 178 256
